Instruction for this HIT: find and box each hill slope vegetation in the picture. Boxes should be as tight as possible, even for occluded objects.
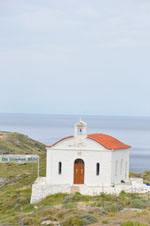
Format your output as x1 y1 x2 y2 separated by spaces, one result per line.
0 133 150 225
0 132 46 154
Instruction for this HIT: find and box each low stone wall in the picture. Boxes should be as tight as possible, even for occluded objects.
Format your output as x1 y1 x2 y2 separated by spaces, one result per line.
30 177 150 203
31 183 70 203
79 185 137 196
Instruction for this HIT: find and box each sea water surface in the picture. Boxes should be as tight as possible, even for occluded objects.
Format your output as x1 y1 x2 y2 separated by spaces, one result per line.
0 113 150 173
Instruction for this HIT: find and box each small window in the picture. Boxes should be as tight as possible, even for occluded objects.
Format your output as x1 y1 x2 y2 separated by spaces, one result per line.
78 127 83 135
125 161 127 179
120 159 123 175
115 160 118 176
58 162 62 175
96 163 100 175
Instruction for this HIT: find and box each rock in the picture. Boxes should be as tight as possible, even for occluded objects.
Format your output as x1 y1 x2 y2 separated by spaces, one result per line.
41 220 60 225
19 196 27 201
0 177 7 183
0 177 7 187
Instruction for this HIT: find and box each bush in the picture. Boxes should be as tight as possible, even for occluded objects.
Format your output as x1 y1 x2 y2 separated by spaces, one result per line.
57 209 72 219
119 191 129 201
62 203 77 209
80 214 98 225
121 221 148 226
96 202 102 207
105 203 123 212
62 215 83 226
130 199 146 209
102 219 109 224
120 191 126 196
100 208 108 216
41 193 68 205
72 192 91 202
100 193 116 202
129 172 140 178
23 217 37 225
90 201 102 207
145 199 150 207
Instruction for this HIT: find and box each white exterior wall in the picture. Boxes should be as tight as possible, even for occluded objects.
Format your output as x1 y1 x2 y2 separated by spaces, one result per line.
46 137 112 186
111 149 129 184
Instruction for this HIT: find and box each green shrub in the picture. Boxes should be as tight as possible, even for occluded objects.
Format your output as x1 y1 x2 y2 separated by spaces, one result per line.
80 214 98 225
23 216 38 225
57 209 73 219
120 191 126 196
121 221 149 226
23 203 34 212
96 201 102 207
100 208 108 216
100 193 116 202
130 199 146 209
119 191 129 202
145 199 150 207
129 172 140 178
119 191 138 199
90 201 102 207
105 203 123 212
41 193 68 205
62 203 77 209
102 219 109 224
72 192 91 202
62 215 83 226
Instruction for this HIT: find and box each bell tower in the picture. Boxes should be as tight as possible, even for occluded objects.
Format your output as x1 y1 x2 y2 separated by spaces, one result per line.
74 119 87 139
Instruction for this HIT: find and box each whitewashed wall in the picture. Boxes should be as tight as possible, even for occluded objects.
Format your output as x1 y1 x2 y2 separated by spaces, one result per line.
111 149 129 184
46 137 113 186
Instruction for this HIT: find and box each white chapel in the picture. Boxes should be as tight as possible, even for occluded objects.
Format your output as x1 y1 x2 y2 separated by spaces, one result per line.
31 120 140 203
46 120 130 186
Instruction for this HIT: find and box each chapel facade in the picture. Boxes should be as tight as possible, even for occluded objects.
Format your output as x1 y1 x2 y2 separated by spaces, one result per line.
46 120 131 186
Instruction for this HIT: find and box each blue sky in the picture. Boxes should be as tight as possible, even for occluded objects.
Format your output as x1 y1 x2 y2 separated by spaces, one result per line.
0 0 150 116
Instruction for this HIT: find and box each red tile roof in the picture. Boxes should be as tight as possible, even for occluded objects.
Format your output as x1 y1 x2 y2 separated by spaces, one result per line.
47 134 131 150
87 134 131 150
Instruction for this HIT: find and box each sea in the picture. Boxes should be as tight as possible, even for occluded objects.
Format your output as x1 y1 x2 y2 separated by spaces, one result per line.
0 113 150 173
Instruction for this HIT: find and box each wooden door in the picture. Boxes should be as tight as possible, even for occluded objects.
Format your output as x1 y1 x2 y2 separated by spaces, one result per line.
74 159 84 184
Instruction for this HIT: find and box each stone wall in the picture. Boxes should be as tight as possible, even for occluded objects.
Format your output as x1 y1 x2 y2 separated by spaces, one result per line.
30 177 150 203
31 183 70 203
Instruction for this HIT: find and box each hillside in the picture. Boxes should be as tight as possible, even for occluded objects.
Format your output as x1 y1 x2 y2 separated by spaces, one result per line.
1 156 150 226
1 133 150 225
0 132 46 154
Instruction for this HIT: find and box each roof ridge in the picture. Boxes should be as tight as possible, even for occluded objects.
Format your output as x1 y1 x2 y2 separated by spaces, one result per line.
46 133 131 150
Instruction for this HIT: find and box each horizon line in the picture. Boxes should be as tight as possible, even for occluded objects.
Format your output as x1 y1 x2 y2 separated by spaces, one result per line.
0 112 150 119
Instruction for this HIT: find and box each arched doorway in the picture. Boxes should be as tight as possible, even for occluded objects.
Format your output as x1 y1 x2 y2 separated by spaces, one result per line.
74 159 84 184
